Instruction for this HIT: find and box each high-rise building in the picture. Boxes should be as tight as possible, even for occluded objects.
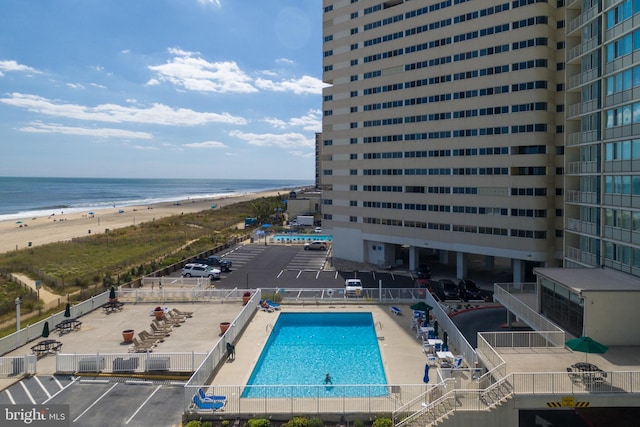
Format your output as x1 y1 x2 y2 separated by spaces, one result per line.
321 0 640 281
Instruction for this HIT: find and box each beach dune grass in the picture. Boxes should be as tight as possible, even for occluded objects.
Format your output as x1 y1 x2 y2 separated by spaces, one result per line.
0 197 274 317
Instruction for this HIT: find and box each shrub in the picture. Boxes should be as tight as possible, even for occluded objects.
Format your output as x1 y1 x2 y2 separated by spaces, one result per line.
354 420 364 427
185 421 201 427
247 419 271 427
284 416 309 427
221 420 230 427
202 422 213 427
308 417 324 427
372 418 392 427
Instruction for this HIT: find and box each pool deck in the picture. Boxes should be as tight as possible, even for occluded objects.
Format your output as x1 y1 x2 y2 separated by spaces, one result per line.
0 301 435 390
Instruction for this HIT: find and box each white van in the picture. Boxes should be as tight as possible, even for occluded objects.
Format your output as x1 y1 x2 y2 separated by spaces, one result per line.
181 263 221 280
344 278 363 297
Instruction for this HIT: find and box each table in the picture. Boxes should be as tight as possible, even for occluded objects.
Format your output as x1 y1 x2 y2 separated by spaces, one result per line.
102 301 124 313
55 318 82 334
30 339 63 357
569 362 607 384
436 351 454 360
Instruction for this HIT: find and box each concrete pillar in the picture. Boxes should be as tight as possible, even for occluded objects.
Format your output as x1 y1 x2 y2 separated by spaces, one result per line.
512 259 526 283
456 252 467 279
409 247 418 271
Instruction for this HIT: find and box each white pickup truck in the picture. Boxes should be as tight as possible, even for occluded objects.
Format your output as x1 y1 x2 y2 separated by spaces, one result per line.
344 278 363 297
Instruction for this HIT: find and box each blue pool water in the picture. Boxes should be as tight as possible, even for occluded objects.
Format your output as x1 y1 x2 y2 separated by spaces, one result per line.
241 312 388 398
272 234 333 242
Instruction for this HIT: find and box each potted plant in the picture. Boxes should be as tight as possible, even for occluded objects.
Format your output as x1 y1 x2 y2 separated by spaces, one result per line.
242 291 251 305
122 329 134 343
219 322 231 334
153 306 164 321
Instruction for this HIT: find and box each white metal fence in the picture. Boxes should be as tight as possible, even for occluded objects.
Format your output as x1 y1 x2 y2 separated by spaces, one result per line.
55 352 207 374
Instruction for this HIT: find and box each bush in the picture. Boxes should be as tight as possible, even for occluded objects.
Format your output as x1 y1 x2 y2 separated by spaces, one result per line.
308 418 324 427
354 420 364 427
202 422 213 427
284 417 309 427
247 419 271 427
185 421 201 427
372 418 392 427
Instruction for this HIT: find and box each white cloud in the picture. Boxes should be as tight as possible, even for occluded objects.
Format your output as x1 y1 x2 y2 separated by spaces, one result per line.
276 58 294 65
18 121 153 139
66 83 85 89
228 130 313 149
254 75 327 95
148 49 257 93
183 140 227 148
134 145 158 150
197 0 221 6
262 109 321 132
0 60 40 74
0 93 248 126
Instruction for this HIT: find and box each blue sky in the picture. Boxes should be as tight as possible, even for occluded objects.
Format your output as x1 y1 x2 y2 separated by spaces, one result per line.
0 0 323 180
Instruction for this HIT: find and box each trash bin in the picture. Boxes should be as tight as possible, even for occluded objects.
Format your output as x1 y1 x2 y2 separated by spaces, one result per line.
250 237 254 243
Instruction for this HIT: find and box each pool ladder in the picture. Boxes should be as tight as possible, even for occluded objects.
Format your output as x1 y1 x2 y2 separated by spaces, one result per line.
375 320 382 330
266 323 273 333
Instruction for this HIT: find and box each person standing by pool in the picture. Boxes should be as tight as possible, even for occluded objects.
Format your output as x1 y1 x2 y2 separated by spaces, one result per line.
324 373 332 384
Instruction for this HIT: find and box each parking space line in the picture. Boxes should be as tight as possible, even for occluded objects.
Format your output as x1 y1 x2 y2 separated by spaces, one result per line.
19 380 36 404
125 384 162 425
4 389 15 405
277 270 284 278
73 382 119 423
296 270 302 278
33 376 52 400
44 376 80 404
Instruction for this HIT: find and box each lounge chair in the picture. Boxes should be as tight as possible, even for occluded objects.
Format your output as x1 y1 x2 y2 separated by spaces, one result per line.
198 388 227 402
192 394 225 411
390 306 402 315
259 301 274 312
151 320 172 332
139 331 164 343
163 312 186 324
129 338 154 353
452 356 464 369
171 308 193 318
265 299 281 310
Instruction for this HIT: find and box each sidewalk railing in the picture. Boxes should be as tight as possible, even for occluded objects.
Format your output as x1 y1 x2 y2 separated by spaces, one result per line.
55 351 207 375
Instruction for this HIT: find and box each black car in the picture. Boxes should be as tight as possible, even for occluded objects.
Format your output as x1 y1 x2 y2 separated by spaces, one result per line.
438 279 461 300
458 279 482 300
415 264 432 279
191 256 232 272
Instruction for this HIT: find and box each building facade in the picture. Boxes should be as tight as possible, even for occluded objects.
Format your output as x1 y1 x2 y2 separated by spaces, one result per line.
321 0 567 280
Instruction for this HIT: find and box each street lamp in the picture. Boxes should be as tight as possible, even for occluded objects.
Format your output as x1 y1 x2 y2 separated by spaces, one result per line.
15 296 22 345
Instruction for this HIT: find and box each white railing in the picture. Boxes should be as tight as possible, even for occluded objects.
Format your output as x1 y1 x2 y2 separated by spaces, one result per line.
0 355 37 377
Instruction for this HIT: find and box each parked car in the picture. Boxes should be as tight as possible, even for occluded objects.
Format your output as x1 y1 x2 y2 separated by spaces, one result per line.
414 278 436 297
314 227 322 233
438 279 461 300
304 241 327 250
458 279 482 300
181 263 221 280
414 264 432 279
344 278 363 297
191 256 232 272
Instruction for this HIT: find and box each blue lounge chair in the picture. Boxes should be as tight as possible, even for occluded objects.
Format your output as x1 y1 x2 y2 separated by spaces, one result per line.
193 394 225 411
390 306 402 315
265 299 281 310
198 388 227 402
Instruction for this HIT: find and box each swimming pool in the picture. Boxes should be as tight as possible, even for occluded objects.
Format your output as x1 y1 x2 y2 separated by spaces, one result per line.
241 312 388 398
272 234 333 242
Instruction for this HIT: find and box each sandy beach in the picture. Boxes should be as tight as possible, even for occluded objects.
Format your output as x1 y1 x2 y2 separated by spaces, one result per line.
0 190 283 254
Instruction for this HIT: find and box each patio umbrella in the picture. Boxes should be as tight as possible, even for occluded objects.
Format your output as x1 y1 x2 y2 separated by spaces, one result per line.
16 220 23 224
109 286 116 300
423 363 430 383
433 320 439 337
64 303 71 318
410 301 433 313
565 336 608 362
42 321 50 338
442 331 449 351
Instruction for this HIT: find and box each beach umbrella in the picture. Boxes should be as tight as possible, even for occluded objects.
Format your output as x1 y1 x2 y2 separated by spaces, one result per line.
16 220 23 224
64 303 71 318
42 321 50 338
423 363 430 383
88 211 95 215
566 336 608 362
109 286 116 300
410 301 433 312
442 331 449 351
433 320 439 336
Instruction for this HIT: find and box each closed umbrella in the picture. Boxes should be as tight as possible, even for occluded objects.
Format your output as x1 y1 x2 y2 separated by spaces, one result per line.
433 320 439 337
64 303 71 318
566 336 608 362
423 363 430 383
442 331 449 351
42 321 50 338
109 286 116 300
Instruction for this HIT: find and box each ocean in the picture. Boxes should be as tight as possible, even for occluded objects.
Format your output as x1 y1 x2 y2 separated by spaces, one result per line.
0 177 313 221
